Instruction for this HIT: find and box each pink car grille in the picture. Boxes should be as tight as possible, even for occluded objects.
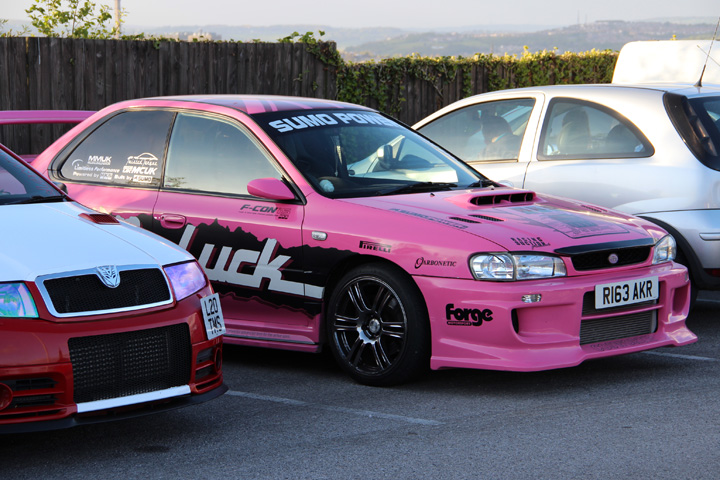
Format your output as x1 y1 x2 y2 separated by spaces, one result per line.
579 291 659 345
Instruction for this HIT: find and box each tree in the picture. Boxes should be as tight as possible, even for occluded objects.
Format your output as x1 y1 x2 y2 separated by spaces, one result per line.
25 0 121 39
0 19 31 37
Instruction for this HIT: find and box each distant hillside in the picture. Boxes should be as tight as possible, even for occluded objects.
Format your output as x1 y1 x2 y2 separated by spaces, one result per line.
3 17 717 60
343 20 719 60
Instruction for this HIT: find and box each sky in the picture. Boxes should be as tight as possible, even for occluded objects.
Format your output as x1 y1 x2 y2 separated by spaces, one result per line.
1 0 718 29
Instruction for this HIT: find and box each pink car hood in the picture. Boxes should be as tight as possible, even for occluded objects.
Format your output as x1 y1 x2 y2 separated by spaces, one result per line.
342 189 662 252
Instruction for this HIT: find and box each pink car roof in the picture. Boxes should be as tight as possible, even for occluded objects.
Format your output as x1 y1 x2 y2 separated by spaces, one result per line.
144 95 373 115
0 110 95 125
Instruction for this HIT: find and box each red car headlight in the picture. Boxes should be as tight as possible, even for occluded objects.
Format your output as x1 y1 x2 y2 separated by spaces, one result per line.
164 261 208 301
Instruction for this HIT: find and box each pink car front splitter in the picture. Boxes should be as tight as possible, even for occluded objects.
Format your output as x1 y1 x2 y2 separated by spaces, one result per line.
417 262 692 372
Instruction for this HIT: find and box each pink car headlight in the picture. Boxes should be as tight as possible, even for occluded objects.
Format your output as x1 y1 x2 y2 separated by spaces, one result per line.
470 253 567 281
164 261 208 301
652 235 677 264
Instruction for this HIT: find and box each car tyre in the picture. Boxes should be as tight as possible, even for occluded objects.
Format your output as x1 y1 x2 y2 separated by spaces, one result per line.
326 263 430 386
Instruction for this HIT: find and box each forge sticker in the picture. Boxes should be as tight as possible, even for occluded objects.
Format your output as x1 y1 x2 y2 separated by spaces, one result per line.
446 304 493 326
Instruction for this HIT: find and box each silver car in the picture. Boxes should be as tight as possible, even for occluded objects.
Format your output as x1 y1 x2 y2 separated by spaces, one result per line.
414 44 720 301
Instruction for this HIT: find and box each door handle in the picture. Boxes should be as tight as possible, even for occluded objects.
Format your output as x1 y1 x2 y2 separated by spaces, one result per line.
158 214 187 229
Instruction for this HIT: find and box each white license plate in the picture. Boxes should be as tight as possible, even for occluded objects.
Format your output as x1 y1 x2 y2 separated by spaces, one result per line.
200 293 226 340
595 276 658 309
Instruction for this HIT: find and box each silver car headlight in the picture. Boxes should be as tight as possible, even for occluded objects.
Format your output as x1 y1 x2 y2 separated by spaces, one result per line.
0 283 39 318
652 235 677 264
470 254 567 281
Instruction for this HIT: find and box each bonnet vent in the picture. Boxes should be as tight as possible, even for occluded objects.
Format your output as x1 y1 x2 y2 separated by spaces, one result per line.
470 192 535 206
79 213 120 224
582 204 608 213
469 214 504 222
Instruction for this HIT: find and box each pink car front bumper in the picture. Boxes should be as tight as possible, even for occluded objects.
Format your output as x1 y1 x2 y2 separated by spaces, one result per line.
416 261 695 372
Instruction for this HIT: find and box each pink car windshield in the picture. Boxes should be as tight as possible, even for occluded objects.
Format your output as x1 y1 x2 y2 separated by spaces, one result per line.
255 109 487 198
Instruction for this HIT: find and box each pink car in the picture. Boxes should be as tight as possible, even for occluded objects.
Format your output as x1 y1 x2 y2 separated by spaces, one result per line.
32 96 696 386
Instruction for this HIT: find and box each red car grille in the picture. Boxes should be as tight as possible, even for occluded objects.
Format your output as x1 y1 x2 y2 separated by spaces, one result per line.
69 324 192 404
41 268 171 315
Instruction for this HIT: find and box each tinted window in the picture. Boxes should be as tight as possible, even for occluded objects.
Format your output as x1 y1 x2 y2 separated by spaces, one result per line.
255 109 484 198
0 150 60 205
60 110 173 186
666 94 720 170
164 113 282 196
539 98 653 160
418 99 535 162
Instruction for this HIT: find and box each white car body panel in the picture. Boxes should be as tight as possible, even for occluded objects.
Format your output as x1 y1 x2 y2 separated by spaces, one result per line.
613 40 720 86
0 202 192 281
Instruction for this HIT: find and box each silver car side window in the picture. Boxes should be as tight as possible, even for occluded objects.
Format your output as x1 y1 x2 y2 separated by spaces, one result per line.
418 98 535 163
539 99 653 160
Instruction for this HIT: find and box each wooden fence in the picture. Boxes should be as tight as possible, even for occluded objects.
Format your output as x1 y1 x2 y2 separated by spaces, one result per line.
0 37 338 155
0 37 616 156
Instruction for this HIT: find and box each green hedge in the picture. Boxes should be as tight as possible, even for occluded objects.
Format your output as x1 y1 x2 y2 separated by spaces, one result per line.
333 48 618 119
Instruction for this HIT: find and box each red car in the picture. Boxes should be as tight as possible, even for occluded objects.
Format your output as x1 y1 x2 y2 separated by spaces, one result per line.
0 143 226 433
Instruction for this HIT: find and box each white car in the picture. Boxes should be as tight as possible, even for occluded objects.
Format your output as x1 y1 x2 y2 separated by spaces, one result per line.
0 143 226 433
414 40 720 302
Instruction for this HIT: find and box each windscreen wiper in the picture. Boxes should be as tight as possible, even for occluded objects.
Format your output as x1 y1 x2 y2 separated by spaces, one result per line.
376 182 458 196
465 179 498 188
7 195 67 205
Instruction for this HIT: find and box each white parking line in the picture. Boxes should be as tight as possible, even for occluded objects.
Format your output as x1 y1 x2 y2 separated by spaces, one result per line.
642 351 719 362
227 390 443 426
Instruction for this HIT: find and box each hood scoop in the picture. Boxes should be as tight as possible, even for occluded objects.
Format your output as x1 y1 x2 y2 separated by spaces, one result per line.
79 213 120 224
470 191 535 206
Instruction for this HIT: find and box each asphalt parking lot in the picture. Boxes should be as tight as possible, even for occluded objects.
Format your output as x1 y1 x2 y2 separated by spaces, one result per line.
3 293 720 480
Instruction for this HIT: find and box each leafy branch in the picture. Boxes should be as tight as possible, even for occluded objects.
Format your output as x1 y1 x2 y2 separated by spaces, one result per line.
25 0 122 39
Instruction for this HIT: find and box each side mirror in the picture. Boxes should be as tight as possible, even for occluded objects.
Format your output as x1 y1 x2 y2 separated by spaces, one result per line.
53 181 68 194
247 178 296 201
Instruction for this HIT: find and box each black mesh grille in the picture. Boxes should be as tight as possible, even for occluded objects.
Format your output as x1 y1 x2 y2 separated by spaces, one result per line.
69 324 191 404
43 268 171 314
580 310 657 345
571 246 651 271
5 378 56 391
